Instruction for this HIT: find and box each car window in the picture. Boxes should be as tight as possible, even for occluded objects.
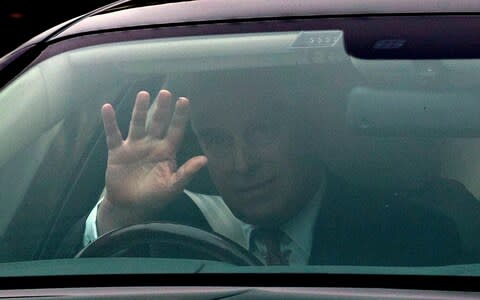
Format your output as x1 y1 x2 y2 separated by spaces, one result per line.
1 18 480 280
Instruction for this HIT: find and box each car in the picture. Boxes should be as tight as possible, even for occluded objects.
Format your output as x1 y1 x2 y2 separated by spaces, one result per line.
1 0 480 298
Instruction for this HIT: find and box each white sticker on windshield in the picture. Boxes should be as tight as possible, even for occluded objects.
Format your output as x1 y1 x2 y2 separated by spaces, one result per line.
290 31 343 48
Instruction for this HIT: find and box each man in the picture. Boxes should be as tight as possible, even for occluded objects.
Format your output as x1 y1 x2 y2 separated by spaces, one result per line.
62 68 477 265
86 69 324 265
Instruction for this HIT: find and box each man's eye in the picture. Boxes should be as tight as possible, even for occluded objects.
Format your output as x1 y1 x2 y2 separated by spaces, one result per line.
202 134 233 149
249 125 277 144
202 135 234 157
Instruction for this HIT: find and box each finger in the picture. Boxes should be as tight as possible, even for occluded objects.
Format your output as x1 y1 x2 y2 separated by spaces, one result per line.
165 97 190 149
101 103 123 150
147 89 173 139
127 91 150 141
173 156 208 189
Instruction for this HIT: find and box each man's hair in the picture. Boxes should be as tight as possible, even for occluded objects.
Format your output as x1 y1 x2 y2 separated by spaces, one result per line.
164 66 323 117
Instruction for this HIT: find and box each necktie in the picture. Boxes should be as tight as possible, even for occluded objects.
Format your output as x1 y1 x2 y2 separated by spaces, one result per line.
252 228 288 265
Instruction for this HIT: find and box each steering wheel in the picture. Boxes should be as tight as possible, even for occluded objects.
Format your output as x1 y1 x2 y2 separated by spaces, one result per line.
75 222 263 266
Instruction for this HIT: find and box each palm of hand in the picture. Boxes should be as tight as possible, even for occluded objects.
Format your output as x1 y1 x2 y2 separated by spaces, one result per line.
101 89 207 219
106 138 179 210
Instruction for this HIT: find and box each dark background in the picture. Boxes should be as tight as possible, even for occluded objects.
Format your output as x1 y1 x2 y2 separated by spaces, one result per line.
0 1 114 57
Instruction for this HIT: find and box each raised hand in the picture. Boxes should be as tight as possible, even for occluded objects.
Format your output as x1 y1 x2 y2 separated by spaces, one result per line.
97 89 207 235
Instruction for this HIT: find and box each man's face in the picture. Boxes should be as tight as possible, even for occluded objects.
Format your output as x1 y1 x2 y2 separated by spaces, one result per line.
189 79 318 227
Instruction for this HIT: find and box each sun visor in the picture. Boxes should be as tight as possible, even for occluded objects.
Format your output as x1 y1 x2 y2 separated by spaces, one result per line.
344 16 480 59
346 87 480 137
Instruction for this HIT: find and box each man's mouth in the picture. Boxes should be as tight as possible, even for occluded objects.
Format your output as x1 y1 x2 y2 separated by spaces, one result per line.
235 177 276 193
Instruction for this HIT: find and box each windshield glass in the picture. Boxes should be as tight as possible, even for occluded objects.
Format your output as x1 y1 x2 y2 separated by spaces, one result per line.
1 25 480 278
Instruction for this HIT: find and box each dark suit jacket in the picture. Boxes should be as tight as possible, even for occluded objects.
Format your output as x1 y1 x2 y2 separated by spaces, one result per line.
57 173 475 266
309 173 469 266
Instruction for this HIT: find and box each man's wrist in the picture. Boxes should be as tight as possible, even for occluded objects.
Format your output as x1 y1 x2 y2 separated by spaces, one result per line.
96 195 161 235
96 198 134 236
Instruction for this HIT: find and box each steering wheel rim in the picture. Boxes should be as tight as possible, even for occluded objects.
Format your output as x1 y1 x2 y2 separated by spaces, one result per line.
75 222 263 266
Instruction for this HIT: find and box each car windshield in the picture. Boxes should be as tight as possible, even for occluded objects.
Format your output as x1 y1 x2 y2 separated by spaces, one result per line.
1 18 480 279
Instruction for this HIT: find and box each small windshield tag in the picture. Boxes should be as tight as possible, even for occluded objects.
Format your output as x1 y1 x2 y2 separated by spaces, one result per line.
373 39 406 50
290 31 343 48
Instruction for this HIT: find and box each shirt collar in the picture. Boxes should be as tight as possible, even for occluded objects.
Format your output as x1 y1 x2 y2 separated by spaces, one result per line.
281 184 324 257
243 181 325 256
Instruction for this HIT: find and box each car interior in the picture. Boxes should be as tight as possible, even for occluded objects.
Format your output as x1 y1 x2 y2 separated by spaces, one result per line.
0 29 480 271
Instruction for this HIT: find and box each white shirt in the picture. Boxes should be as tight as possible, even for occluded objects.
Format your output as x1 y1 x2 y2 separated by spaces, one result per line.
84 186 323 265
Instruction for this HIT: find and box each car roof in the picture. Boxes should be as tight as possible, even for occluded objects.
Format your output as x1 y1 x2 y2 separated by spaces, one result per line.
2 0 480 83
51 0 480 41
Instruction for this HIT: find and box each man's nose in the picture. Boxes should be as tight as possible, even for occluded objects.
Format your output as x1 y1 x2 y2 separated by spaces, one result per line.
232 142 257 173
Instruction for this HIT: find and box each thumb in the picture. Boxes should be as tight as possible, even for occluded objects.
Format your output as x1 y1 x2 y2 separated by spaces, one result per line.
173 155 208 190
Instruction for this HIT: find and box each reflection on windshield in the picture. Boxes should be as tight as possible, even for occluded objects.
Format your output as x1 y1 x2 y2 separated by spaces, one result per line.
1 30 480 273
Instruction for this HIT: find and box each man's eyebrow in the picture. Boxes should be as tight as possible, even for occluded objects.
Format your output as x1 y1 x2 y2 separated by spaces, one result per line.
196 128 227 138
